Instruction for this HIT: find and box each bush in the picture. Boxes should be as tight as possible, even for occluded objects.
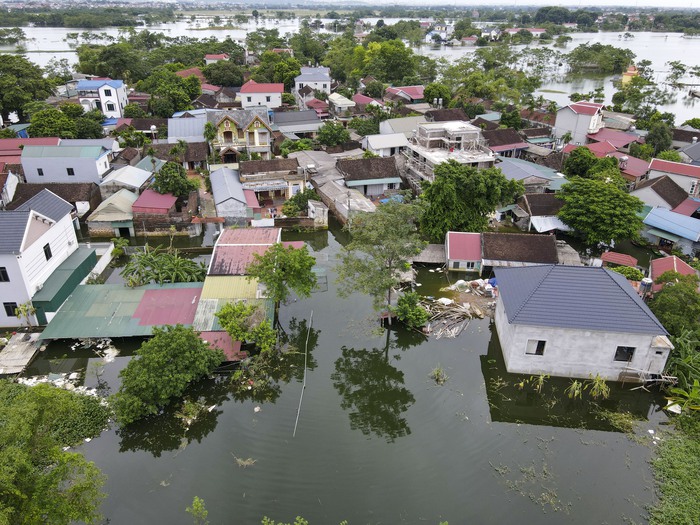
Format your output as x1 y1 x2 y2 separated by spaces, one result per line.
610 265 644 281
281 189 320 217
394 291 429 330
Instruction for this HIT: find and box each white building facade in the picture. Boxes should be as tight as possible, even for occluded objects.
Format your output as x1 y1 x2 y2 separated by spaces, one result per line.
77 79 128 119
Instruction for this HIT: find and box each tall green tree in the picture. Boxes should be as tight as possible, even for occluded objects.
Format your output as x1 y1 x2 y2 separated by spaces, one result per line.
0 381 108 524
28 107 77 138
0 54 53 121
563 146 598 177
423 82 451 106
419 160 524 243
202 60 243 87
649 272 700 338
336 199 425 319
557 177 644 245
112 325 224 425
317 121 350 147
246 243 317 304
152 161 199 197
646 121 673 155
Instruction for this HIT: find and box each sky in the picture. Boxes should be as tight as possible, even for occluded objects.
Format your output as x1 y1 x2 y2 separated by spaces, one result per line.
331 1 699 9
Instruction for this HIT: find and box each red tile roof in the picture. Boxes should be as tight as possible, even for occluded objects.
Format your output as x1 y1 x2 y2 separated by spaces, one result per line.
600 251 638 268
649 158 700 179
209 245 268 275
608 152 649 179
587 128 640 148
200 331 247 362
386 85 424 100
244 189 260 208
446 232 481 261
205 53 229 60
650 256 697 292
240 80 284 93
352 93 382 106
201 83 221 92
671 198 700 216
305 98 329 110
217 227 281 245
566 101 604 115
563 141 617 158
132 189 177 212
133 287 202 326
175 67 205 82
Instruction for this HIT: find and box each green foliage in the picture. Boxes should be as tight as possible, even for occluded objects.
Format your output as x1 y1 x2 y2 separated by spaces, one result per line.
394 292 429 330
0 54 53 121
123 103 147 118
202 60 244 87
114 125 151 148
282 92 296 105
186 496 209 525
247 243 317 304
112 325 224 425
348 117 379 137
28 107 77 138
629 142 655 161
251 320 277 354
563 146 596 177
362 150 379 158
649 272 700 338
110 237 130 258
423 82 451 106
317 121 351 147
58 102 85 118
216 301 260 342
280 138 313 158
136 66 200 116
567 43 635 74
420 160 524 243
281 189 319 216
557 178 644 245
75 116 105 139
610 265 644 281
565 379 586 399
364 80 385 99
120 245 206 287
152 161 199 197
0 381 107 524
646 121 673 155
336 198 425 315
657 149 683 162
499 108 523 130
665 332 700 393
682 118 700 130
363 40 417 85
587 374 611 400
0 128 16 138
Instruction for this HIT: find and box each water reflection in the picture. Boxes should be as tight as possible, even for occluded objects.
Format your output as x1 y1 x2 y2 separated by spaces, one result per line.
481 324 664 431
117 376 230 457
332 335 415 442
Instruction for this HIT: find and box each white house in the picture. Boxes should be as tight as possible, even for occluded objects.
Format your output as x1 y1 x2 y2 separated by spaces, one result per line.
22 145 112 184
647 158 700 198
328 93 356 118
445 231 482 272
630 176 688 210
361 133 409 157
0 190 79 327
204 53 229 65
554 101 604 145
294 66 332 97
76 79 128 119
495 265 672 382
209 167 250 222
239 80 284 109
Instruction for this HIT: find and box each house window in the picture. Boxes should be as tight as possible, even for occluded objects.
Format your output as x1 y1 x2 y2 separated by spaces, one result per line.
526 339 546 355
106 103 115 111
37 168 44 176
104 89 112 96
43 243 52 261
614 346 635 362
691 180 698 195
3 302 17 317
247 96 252 103
0 267 8 282
67 168 75 176
452 261 460 269
266 96 271 103
323 83 327 89
465 261 475 269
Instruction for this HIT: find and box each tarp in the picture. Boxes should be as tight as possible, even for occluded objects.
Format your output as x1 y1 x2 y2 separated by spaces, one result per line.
530 215 571 233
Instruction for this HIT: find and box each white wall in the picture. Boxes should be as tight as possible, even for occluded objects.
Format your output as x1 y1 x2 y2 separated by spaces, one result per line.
630 186 675 209
648 169 697 197
215 198 248 219
24 153 110 184
0 256 31 327
554 108 601 145
241 92 282 109
295 80 330 94
495 298 671 381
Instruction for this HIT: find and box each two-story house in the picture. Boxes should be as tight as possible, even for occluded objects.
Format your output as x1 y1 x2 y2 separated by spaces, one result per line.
239 80 284 109
554 101 604 145
208 109 274 162
77 79 128 119
294 66 332 106
0 189 96 327
238 158 304 206
21 144 112 184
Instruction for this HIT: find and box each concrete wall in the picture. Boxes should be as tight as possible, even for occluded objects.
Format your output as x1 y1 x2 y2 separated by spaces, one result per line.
641 229 696 256
0 255 31 327
495 298 671 381
630 186 674 209
648 170 696 197
215 198 248 219
24 154 110 184
241 93 281 109
554 108 599 145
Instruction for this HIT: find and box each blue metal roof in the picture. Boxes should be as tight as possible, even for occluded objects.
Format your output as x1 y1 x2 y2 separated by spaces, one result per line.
643 207 700 242
77 79 123 90
495 265 668 335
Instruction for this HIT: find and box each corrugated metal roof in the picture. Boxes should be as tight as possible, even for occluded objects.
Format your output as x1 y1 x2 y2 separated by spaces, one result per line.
217 227 280 245
101 165 152 188
643 207 700 241
167 117 206 142
0 211 30 254
16 188 74 222
365 133 409 150
201 276 259 299
210 167 246 206
135 156 166 173
32 247 96 302
87 189 137 222
77 79 123 90
496 265 668 335
447 232 481 261
133 189 177 210
21 145 108 159
209 245 268 275
193 297 274 331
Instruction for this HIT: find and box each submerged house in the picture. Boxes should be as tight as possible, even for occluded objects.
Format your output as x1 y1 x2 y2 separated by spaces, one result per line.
494 265 672 382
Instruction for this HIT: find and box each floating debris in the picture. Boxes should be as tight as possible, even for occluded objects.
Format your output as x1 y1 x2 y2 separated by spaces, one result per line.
254 406 261 413
232 453 257 468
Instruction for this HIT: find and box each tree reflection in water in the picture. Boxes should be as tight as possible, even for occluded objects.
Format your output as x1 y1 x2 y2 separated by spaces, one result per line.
332 329 419 442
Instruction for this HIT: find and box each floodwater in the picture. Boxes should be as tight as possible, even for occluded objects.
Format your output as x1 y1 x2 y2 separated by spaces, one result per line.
26 219 667 524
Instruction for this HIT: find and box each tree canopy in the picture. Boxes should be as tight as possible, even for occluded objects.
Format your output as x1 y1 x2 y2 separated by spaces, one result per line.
649 272 700 338
152 161 199 197
419 160 524 243
120 245 206 287
202 60 244 87
0 54 53 121
246 243 317 304
0 381 109 524
112 325 224 425
317 121 350 147
557 177 644 245
336 198 425 317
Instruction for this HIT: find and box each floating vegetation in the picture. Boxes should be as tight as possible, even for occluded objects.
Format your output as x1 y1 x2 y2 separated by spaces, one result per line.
494 460 570 514
565 379 585 400
594 406 639 435
232 453 257 468
430 365 448 385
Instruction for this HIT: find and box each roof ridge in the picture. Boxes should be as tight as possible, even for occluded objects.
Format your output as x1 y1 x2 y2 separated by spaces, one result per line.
510 264 556 321
603 267 666 332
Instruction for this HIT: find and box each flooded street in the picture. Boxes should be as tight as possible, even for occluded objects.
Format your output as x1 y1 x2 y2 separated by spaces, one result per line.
26 220 667 523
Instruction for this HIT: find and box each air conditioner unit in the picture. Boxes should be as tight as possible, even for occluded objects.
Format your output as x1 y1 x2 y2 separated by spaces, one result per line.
35 283 43 293
67 240 74 246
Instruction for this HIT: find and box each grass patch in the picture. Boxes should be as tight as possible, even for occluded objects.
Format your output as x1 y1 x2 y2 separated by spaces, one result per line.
594 406 639 434
649 414 700 525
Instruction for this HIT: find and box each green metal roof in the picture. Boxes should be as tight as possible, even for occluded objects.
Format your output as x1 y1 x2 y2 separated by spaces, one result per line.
22 145 109 159
39 282 203 340
32 247 96 307
201 276 259 300
525 137 554 144
645 228 681 242
345 177 403 187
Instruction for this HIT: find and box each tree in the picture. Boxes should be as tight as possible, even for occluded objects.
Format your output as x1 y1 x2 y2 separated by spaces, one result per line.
336 199 425 318
75 116 105 139
186 496 209 525
0 128 16 138
123 103 147 118
280 138 312 158
363 40 416 85
610 266 644 281
152 161 199 197
120 246 206 287
28 107 77 138
629 142 655 161
499 107 523 129
420 160 524 243
317 121 350 147
364 80 385 99
247 243 317 304
215 302 277 354
0 381 108 524
657 149 683 162
649 272 700 338
682 118 700 130
646 121 673 155
557 178 644 245
58 102 85 118
563 146 597 177
112 325 224 425
202 60 243 86
0 54 53 121
394 292 429 330
423 82 451 106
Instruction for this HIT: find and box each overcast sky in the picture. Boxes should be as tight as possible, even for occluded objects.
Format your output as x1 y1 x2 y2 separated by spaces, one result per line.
349 1 699 9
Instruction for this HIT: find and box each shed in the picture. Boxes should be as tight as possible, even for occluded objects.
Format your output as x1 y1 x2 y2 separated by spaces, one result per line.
446 231 481 271
132 189 177 215
86 188 137 237
336 157 402 197
481 232 558 274
600 251 638 268
209 167 248 221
